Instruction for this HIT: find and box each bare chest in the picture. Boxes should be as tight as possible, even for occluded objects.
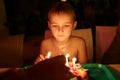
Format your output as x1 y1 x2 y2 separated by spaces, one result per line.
47 43 78 60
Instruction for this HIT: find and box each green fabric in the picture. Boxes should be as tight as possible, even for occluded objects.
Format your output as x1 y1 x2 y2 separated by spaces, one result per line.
82 63 120 80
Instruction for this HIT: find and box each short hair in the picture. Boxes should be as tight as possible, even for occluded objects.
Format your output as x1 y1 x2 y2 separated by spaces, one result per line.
48 2 76 21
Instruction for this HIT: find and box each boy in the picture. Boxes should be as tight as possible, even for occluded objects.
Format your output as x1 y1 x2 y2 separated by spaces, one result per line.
35 1 87 64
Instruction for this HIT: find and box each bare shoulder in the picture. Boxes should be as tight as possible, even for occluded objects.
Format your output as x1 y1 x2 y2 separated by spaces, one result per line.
41 38 52 46
40 38 52 54
71 36 85 44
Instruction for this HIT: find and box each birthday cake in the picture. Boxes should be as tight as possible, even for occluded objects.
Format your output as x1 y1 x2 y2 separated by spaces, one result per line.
25 55 87 80
0 55 87 80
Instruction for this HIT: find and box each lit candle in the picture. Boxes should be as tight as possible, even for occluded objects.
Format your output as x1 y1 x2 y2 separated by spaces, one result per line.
46 51 51 59
72 57 77 70
65 53 70 66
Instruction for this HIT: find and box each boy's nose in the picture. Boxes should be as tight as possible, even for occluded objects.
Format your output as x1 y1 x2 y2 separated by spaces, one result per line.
58 27 64 32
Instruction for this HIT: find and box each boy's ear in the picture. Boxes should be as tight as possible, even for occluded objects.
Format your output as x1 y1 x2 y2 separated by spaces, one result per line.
73 21 77 30
48 21 51 29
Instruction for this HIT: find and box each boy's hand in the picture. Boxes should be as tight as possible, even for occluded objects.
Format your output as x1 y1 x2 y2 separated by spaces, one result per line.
34 54 46 64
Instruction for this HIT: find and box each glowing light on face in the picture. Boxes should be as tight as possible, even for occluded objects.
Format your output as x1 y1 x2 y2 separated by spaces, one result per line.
49 14 75 41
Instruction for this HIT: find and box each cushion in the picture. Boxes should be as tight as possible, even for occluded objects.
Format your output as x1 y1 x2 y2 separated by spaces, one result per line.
102 31 120 64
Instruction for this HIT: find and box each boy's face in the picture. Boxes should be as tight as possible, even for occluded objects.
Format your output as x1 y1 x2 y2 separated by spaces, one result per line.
48 13 77 41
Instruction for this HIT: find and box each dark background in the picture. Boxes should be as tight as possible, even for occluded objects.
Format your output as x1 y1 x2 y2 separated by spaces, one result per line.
4 0 118 36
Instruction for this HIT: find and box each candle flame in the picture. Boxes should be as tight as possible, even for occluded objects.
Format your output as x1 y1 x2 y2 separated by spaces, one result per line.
65 53 70 66
72 57 77 63
46 51 51 58
72 57 77 70
65 53 70 57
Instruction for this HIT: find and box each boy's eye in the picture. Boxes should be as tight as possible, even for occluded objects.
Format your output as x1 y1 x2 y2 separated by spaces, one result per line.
64 24 71 27
51 25 58 27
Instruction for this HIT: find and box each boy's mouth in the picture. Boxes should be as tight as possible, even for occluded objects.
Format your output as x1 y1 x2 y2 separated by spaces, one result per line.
57 35 65 37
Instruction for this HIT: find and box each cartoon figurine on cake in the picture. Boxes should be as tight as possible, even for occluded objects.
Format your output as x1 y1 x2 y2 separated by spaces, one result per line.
65 54 88 80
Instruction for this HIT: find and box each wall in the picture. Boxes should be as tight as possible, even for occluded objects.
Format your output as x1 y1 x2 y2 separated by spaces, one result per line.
0 0 9 37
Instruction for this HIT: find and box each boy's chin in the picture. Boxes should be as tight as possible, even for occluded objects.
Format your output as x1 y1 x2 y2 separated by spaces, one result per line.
55 37 70 41
55 38 66 41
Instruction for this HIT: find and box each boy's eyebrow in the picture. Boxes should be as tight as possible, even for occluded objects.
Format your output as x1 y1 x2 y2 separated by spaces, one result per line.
50 23 57 25
50 23 72 25
50 21 73 24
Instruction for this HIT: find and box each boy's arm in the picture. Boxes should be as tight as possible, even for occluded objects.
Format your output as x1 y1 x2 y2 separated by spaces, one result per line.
34 40 47 64
77 39 88 64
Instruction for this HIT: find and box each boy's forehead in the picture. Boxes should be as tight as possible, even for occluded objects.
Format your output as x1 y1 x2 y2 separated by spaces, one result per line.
49 13 74 21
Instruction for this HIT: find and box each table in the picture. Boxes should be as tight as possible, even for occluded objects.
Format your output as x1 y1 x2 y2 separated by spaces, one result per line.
107 64 120 77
